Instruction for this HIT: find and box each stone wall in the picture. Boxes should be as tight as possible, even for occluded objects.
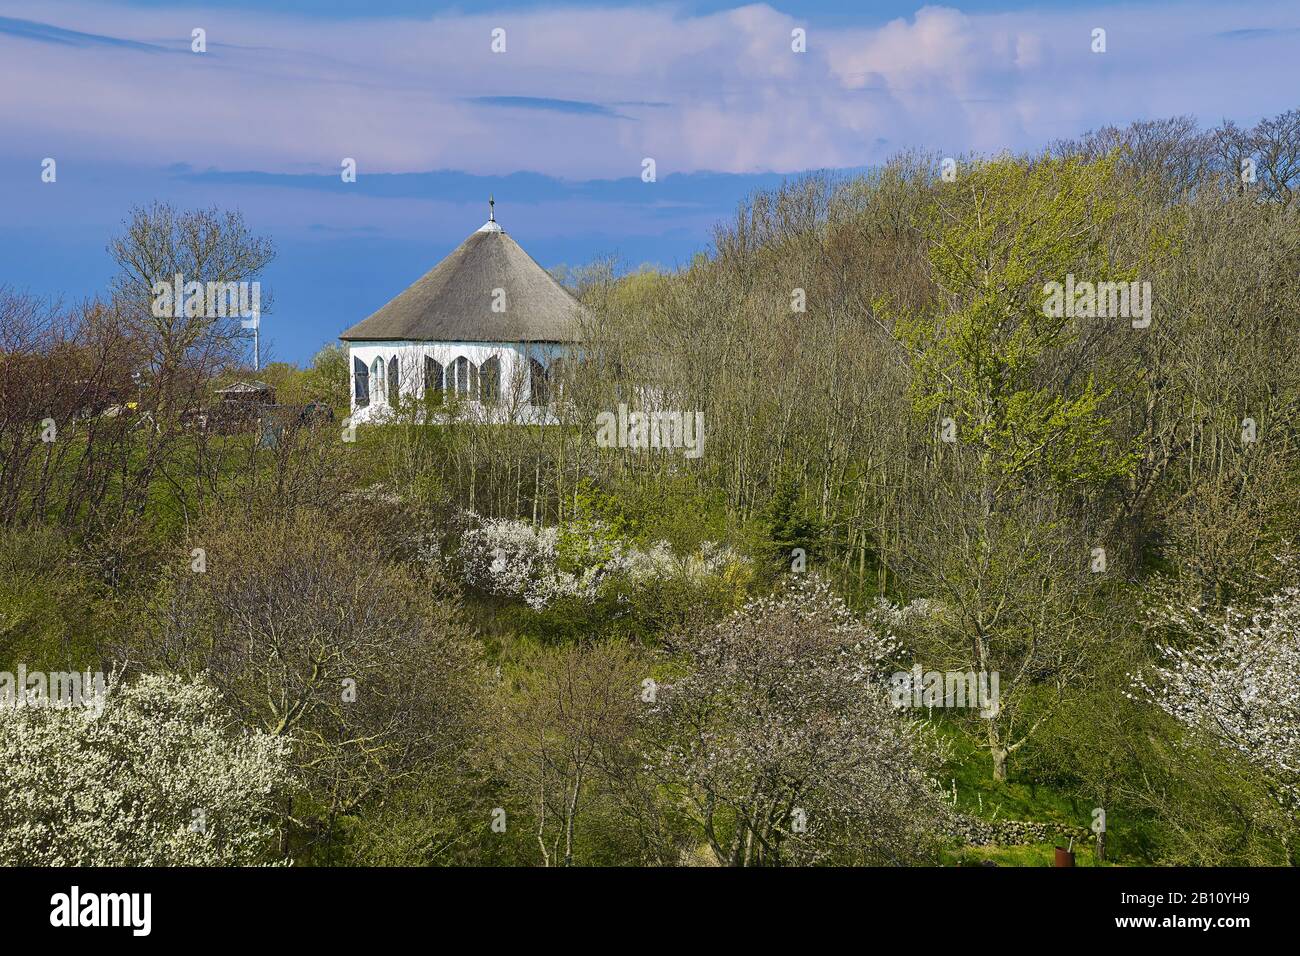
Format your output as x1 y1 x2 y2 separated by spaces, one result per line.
948 814 1091 847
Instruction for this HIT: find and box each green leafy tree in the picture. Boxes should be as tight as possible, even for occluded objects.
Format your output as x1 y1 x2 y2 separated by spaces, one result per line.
889 155 1147 781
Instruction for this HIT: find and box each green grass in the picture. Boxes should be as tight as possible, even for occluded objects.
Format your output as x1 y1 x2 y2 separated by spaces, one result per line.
933 720 1150 865
944 842 1112 867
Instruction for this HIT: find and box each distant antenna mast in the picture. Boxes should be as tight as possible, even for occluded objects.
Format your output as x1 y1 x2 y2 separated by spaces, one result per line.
252 320 260 371
489 194 495 222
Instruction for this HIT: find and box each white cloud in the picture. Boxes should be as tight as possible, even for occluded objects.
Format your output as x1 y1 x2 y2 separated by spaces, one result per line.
0 0 1296 176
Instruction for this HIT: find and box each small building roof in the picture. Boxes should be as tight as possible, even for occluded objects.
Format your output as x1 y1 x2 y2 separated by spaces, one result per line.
215 380 273 394
340 214 585 344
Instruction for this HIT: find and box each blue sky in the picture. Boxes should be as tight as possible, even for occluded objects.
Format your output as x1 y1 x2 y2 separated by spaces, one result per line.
1 0 1297 364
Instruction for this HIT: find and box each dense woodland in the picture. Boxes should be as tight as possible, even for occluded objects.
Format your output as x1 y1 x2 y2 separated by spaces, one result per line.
2 109 1299 866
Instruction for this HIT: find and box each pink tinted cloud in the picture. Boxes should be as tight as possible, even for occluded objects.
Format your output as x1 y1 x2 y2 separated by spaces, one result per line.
0 0 1296 177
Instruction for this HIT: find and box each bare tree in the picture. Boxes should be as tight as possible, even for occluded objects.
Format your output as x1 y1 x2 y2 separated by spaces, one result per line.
140 509 485 834
495 642 643 866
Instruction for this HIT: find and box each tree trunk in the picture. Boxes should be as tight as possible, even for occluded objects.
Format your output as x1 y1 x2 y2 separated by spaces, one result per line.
988 721 1008 781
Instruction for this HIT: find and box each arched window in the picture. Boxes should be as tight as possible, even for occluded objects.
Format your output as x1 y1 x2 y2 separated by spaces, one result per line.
387 356 399 405
480 355 500 403
529 357 549 406
549 357 568 403
370 356 386 404
448 356 478 398
424 356 444 405
353 356 370 408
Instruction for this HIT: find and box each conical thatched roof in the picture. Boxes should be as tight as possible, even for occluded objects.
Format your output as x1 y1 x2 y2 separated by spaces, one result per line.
340 220 584 344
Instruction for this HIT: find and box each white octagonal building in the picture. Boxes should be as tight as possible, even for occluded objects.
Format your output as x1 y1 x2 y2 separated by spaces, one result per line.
340 204 584 424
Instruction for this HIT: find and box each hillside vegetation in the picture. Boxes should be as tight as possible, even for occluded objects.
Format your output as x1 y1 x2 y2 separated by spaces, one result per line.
1 111 1298 866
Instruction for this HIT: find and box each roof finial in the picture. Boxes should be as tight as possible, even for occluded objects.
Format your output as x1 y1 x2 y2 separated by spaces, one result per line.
478 195 503 233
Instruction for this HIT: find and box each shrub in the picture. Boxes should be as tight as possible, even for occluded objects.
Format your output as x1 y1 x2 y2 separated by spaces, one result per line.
647 574 950 865
0 673 291 866
456 512 751 619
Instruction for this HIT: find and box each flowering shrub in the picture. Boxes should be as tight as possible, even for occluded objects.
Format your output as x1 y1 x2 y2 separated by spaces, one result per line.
1136 582 1300 807
862 596 942 642
617 539 741 586
0 673 292 866
646 574 949 865
457 512 748 611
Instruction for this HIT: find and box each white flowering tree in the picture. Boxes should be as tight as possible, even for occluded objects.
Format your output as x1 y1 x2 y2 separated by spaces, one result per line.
459 517 597 609
1138 583 1300 808
0 673 292 866
457 512 746 611
647 575 949 866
